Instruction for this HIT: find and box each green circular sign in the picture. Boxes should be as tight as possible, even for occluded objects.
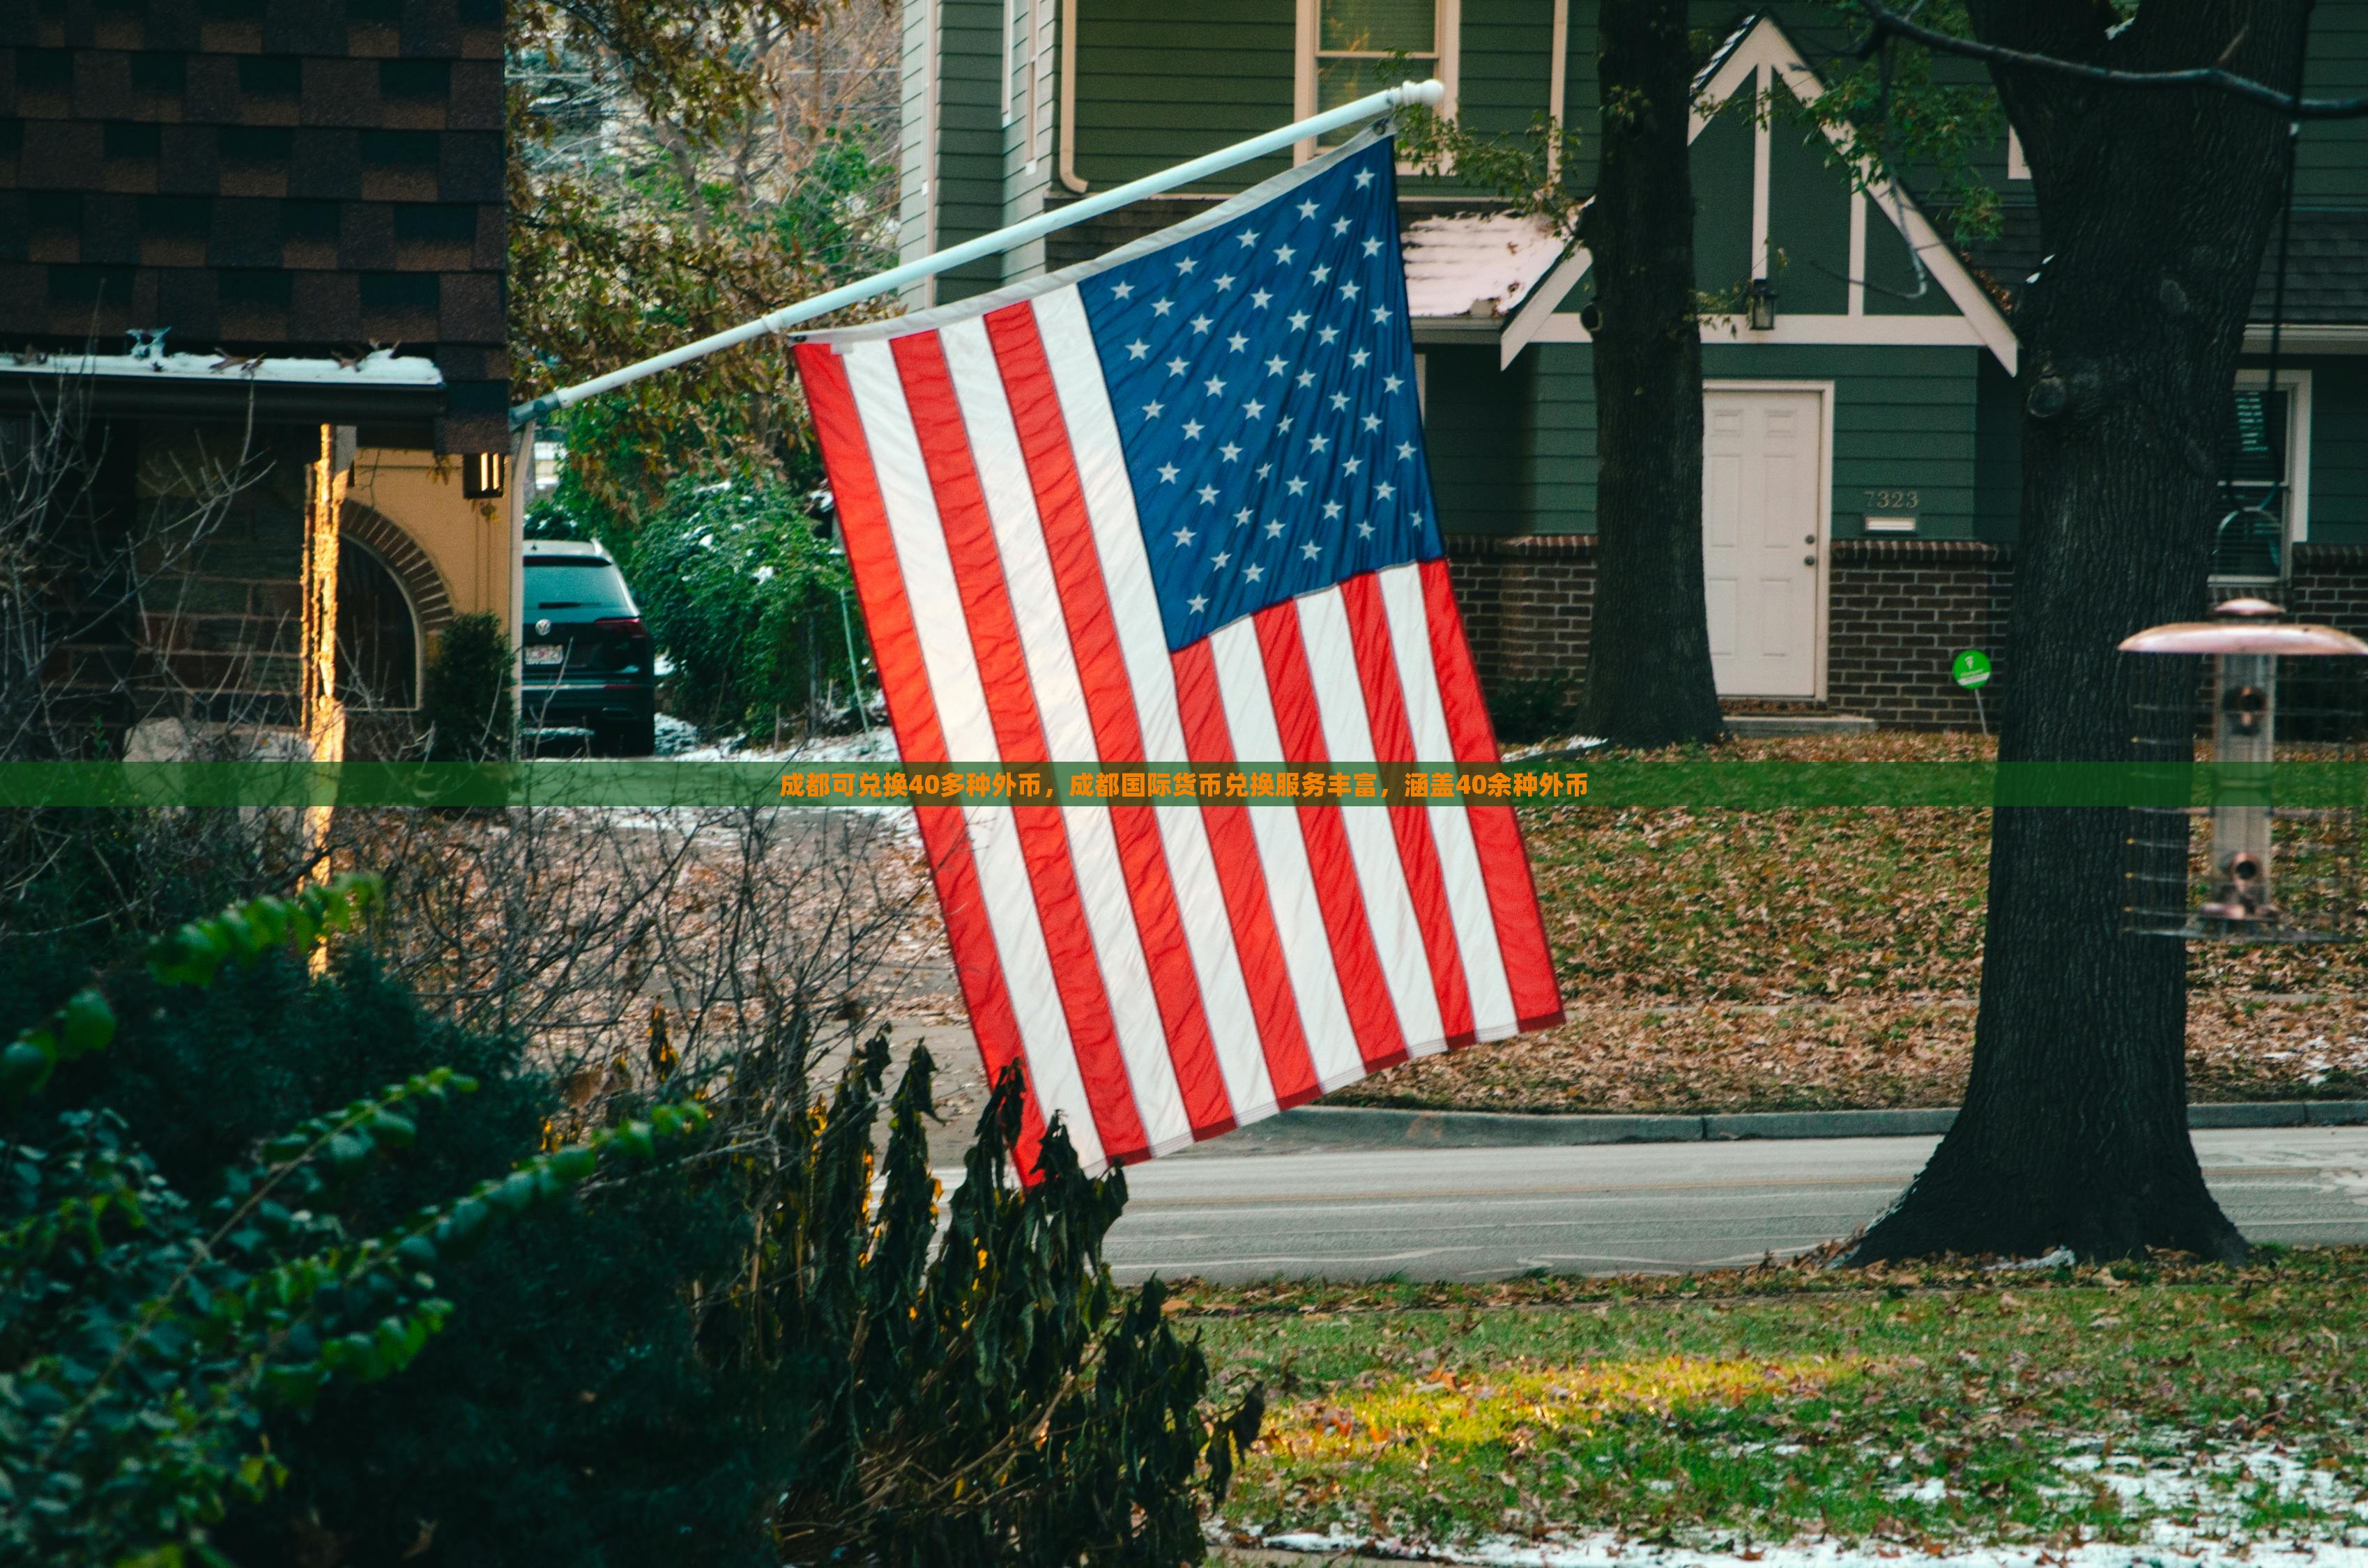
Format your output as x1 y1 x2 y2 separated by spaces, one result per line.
1953 649 1993 689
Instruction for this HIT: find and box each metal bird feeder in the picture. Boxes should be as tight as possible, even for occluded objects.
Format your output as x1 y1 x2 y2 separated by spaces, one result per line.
2121 597 2368 941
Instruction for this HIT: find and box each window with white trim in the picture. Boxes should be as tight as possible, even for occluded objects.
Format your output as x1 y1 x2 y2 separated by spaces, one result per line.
1296 0 1458 156
2212 369 2312 583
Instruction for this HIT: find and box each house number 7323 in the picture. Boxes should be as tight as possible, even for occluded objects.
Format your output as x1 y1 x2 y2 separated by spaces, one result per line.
1864 489 1919 510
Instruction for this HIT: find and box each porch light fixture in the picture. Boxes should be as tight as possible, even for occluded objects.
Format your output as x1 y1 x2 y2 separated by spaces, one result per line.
1745 278 1779 332
462 451 508 498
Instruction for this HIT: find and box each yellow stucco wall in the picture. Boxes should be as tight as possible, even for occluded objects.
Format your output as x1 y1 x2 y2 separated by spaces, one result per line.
344 445 516 637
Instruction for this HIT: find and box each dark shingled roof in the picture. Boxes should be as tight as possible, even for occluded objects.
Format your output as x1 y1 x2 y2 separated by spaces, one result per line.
0 0 507 453
1948 203 2368 330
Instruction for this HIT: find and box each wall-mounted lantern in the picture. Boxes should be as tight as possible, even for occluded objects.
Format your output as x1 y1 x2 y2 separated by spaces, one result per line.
462 451 508 499
2121 597 2368 941
1745 279 1779 332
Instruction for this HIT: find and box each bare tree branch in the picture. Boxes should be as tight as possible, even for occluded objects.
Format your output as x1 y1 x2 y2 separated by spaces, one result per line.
1850 1 2368 118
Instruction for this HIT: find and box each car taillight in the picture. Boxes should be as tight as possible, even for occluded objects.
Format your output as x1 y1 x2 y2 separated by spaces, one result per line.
593 616 648 639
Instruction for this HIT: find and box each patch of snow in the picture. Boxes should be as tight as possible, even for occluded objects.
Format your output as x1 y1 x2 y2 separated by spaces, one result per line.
1503 735 1607 762
671 728 901 765
1234 1442 2368 1568
1400 213 1567 322
1250 1528 2368 1568
1985 1246 2076 1272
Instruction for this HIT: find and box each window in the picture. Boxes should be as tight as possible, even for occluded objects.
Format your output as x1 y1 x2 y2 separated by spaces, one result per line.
2212 369 2311 582
1297 0 1458 158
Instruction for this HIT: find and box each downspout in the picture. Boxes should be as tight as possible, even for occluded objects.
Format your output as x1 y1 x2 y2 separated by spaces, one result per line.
1057 0 1087 192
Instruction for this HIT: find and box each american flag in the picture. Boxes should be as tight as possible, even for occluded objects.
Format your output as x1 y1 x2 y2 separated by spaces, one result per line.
794 128 1562 1176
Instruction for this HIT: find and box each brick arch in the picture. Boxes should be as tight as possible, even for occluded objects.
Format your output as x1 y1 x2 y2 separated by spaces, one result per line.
339 500 454 638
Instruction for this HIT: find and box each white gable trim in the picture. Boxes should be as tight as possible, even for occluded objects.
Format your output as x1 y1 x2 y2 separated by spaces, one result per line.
1502 13 2018 374
1499 243 1591 367
1527 312 1989 348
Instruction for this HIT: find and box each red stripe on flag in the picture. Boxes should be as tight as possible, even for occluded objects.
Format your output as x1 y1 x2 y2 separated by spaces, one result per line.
888 332 1157 1165
1251 601 1408 1073
981 302 1237 1137
1338 573 1475 1047
793 344 1053 1169
1169 639 1323 1108
1418 558 1565 1029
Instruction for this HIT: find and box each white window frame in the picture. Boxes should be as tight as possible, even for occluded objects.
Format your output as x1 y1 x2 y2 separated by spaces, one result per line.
1294 0 1459 165
2006 127 2029 180
2218 367 2313 561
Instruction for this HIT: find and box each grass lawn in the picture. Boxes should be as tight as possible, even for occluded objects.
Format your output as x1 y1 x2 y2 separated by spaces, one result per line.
1334 734 2368 1116
1182 1247 2368 1559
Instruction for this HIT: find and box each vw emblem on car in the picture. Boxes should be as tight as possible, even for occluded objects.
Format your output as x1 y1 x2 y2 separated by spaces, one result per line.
535 617 551 636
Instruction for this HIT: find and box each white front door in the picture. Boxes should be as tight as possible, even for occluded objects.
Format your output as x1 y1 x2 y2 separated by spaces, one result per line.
1702 389 1823 698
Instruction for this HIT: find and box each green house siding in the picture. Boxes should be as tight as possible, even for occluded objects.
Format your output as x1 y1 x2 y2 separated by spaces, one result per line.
1525 346 1598 536
1766 91 1850 316
1423 346 1536 535
1691 96 1755 298
998 0 1057 281
2298 3 2368 204
900 0 1009 302
1973 355 2022 544
1754 345 1984 537
1071 1 1296 194
1458 0 1555 148
1425 344 1983 541
935 0 1009 300
908 0 2368 563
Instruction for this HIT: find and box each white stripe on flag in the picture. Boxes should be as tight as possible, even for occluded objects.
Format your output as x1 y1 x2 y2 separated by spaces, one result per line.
1030 287 1281 1123
1205 615 1368 1090
935 318 1195 1155
1377 561 1518 1038
841 340 1108 1170
1294 587 1450 1054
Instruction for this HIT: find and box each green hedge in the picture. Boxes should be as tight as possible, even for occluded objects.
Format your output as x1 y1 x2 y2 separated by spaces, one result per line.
626 472 869 741
10 891 1235 1565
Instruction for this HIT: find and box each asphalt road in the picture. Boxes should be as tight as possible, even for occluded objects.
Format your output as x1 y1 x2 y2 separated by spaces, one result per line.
1099 1126 2368 1283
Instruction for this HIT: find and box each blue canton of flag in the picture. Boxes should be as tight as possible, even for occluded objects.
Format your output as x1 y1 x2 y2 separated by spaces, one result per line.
1083 137 1443 652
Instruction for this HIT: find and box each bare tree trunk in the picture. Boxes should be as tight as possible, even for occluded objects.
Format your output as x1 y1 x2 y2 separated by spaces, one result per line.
1573 0 1726 749
1855 0 2307 1265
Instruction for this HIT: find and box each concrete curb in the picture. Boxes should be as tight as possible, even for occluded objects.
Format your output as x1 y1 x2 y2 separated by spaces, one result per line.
1192 1099 2368 1154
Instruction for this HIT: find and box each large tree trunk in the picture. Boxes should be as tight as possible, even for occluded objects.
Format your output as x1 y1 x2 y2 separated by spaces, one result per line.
1573 0 1725 750
1854 1 2306 1265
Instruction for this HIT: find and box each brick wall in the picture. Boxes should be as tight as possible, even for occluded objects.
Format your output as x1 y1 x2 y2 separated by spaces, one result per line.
1444 535 2368 732
1444 534 2015 730
1443 534 1596 691
1825 540 2012 729
2286 545 2368 636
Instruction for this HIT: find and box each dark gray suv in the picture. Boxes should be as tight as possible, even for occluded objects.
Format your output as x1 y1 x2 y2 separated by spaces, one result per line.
519 540 656 756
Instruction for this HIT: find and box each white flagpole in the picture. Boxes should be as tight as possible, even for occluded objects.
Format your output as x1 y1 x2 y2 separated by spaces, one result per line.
510 79 1446 429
